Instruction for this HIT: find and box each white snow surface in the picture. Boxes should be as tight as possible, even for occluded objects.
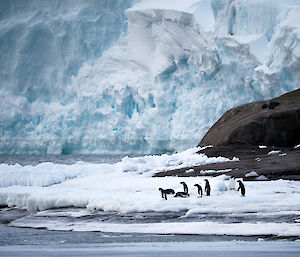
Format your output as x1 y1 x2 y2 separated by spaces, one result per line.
0 147 236 188
1 0 300 155
245 171 259 177
268 150 281 155
72 221 300 237
1 149 300 236
255 175 268 181
10 219 300 237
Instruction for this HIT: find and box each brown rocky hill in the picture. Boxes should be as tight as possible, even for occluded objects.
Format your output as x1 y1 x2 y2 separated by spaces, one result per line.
199 89 300 147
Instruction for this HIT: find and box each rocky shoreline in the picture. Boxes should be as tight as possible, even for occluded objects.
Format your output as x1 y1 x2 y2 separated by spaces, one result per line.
154 145 300 180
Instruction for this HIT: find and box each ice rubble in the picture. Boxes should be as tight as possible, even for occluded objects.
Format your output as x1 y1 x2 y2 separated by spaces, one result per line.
0 0 300 154
0 165 299 215
0 148 298 217
0 152 300 235
0 146 300 236
0 147 236 188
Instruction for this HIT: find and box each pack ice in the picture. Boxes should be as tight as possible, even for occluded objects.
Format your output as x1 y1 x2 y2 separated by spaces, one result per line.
0 0 300 154
1 148 300 237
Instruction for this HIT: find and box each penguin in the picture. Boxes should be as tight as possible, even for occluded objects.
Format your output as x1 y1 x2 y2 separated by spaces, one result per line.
194 184 203 197
204 179 211 196
174 191 190 198
237 180 245 196
159 188 175 200
180 181 188 194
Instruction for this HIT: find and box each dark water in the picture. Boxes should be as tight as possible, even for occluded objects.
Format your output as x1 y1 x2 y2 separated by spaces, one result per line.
0 223 256 246
1 224 300 257
1 240 300 257
0 154 126 166
1 209 300 257
1 207 300 256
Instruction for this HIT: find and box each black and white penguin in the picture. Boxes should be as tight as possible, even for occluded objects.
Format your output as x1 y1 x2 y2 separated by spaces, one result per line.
237 180 245 196
180 181 188 194
204 179 211 196
159 188 175 200
194 184 203 197
174 191 190 198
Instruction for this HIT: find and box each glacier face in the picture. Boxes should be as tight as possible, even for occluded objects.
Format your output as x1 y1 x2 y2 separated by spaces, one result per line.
0 0 300 155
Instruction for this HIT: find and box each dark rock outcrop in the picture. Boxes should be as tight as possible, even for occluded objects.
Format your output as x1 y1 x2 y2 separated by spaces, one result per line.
154 145 300 180
199 89 300 147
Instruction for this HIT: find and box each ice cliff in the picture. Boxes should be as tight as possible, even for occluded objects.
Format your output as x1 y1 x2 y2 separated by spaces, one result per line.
0 0 300 154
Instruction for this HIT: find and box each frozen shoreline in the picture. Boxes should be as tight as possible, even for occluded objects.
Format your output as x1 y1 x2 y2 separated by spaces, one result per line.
155 145 300 180
1 149 300 238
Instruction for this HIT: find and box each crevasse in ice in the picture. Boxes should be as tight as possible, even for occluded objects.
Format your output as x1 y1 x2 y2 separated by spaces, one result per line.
0 0 299 154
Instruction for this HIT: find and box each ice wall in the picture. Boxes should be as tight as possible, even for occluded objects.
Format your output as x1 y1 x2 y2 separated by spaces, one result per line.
0 0 133 101
0 0 299 155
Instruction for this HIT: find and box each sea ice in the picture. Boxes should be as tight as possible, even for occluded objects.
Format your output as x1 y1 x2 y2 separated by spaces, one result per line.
0 150 299 237
0 148 298 237
0 147 236 188
255 175 268 181
245 171 259 177
259 145 267 149
268 150 281 155
9 216 300 237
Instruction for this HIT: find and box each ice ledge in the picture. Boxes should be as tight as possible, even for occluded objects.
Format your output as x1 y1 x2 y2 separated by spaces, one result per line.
125 7 217 76
125 8 196 27
232 34 269 63
125 8 197 75
126 0 215 31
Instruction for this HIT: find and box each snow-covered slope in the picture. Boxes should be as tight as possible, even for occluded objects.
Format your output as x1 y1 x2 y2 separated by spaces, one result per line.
0 0 299 154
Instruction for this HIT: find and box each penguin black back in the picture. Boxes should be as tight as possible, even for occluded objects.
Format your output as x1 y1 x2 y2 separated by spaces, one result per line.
174 191 190 198
194 184 203 197
159 188 175 200
204 179 211 196
237 180 245 196
180 181 188 194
